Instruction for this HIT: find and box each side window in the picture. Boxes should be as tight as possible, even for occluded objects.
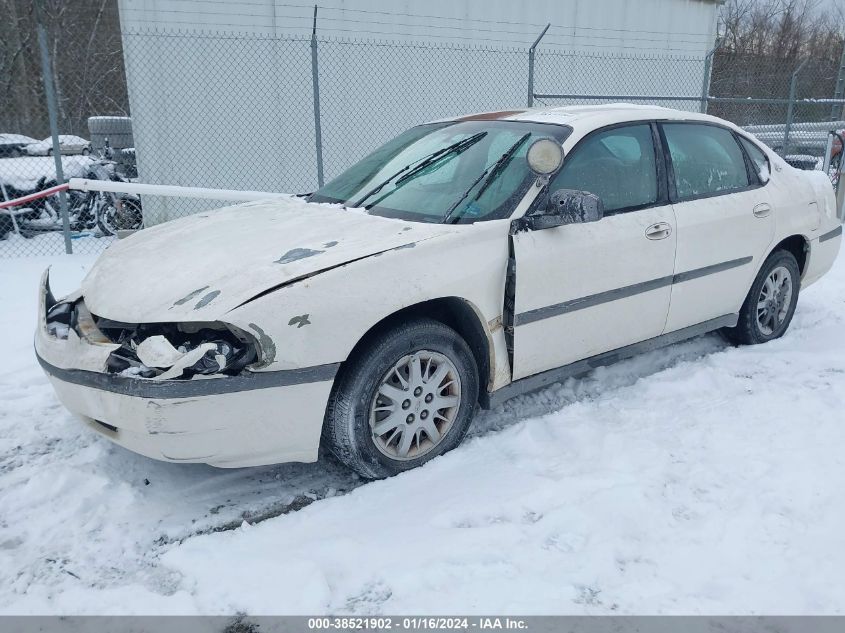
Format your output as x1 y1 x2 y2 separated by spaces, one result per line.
550 124 658 213
739 136 771 184
662 124 750 199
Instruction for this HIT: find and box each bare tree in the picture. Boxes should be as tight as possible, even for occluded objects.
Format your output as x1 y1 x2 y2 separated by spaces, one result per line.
712 0 845 124
0 0 128 138
719 0 839 59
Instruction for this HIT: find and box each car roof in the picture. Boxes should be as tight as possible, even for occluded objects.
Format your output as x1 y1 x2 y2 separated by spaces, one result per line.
435 103 738 133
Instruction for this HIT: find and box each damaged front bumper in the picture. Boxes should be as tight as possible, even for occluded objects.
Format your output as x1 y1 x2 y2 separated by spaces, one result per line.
34 270 338 467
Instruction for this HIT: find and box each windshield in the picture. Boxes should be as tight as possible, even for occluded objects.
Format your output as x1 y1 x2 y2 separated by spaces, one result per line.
308 120 571 224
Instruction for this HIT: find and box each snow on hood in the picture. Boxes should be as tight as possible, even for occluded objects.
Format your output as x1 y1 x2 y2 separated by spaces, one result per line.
81 196 456 323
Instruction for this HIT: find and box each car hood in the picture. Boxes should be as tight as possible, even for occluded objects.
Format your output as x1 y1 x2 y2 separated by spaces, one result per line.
81 196 456 323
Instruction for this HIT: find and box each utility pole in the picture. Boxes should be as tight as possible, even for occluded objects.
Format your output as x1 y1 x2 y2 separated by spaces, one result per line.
34 0 72 254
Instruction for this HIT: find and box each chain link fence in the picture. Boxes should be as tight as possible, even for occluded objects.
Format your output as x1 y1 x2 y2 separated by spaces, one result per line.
317 38 526 181
533 48 708 110
3 24 845 258
120 30 315 226
535 46 845 162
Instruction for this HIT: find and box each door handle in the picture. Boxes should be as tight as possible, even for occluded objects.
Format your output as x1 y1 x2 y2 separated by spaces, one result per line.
753 203 772 218
645 222 672 240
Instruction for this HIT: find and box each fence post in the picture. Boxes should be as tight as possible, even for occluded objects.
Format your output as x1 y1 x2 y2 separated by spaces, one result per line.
783 58 808 158
527 23 550 108
700 38 720 114
310 4 324 187
830 40 845 121
35 0 72 254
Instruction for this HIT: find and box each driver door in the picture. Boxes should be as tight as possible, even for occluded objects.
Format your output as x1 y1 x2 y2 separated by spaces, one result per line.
511 122 678 379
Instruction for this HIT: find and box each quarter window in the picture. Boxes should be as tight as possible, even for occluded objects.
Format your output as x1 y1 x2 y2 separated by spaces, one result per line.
739 136 771 184
549 124 658 213
662 123 750 199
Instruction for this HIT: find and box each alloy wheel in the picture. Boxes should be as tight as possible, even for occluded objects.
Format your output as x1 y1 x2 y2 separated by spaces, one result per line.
369 350 462 461
756 265 793 336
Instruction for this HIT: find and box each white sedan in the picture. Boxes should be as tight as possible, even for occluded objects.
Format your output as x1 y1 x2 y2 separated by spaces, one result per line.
25 135 91 156
36 105 842 478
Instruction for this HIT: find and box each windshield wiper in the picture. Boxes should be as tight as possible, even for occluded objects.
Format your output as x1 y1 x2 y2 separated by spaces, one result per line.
443 132 531 224
352 131 487 209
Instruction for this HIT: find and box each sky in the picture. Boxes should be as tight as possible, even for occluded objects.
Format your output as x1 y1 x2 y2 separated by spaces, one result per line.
816 0 844 13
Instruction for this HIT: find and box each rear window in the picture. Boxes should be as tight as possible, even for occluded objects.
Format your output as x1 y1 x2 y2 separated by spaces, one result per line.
662 123 750 199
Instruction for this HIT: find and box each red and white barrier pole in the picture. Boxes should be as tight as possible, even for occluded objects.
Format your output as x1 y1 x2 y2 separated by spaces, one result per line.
1 180 291 214
68 178 290 202
1 179 291 213
0 182 69 211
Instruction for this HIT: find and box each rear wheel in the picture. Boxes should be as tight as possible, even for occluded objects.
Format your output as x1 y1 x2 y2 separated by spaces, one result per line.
722 249 800 345
97 198 143 235
323 318 479 479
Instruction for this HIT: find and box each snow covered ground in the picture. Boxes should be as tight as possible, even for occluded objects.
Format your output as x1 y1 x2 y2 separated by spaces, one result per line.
0 232 113 258
1 251 844 615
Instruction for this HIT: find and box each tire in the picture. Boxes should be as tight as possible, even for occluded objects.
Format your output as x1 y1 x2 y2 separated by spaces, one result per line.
82 147 90 156
46 149 52 156
323 317 479 479
722 249 800 345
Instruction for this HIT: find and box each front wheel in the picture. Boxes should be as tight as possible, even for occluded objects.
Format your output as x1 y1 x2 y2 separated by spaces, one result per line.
323 318 479 479
723 249 800 345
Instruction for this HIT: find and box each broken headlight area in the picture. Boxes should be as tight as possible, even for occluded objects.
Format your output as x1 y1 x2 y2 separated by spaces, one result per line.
45 301 75 340
46 298 108 344
97 320 258 380
45 296 260 380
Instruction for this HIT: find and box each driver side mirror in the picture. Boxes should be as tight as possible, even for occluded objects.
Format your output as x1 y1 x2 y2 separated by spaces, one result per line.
522 189 604 231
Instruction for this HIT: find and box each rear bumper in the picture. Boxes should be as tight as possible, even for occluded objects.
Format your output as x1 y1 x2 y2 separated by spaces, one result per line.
35 270 336 467
803 224 842 288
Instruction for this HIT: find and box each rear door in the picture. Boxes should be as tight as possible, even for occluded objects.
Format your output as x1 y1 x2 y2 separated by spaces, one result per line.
659 122 775 333
511 122 677 379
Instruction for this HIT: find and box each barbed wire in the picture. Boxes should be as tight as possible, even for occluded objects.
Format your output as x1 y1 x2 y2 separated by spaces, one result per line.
121 0 715 38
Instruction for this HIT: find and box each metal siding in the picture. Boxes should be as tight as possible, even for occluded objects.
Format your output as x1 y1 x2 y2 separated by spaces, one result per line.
119 0 718 53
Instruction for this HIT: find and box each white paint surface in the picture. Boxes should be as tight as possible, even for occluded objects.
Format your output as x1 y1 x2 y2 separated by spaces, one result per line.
79 195 456 322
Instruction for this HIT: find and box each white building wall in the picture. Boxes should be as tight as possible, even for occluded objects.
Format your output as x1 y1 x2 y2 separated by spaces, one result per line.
118 0 721 223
